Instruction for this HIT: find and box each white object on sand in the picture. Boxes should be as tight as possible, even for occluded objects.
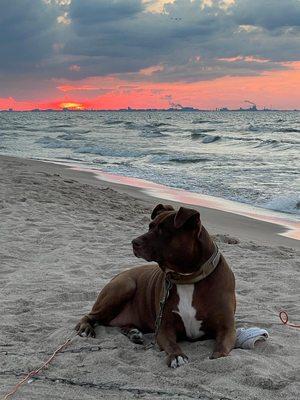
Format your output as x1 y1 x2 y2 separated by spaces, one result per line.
235 327 269 349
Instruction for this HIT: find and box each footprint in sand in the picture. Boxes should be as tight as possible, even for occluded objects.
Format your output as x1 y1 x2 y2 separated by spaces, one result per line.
243 371 289 390
212 234 240 245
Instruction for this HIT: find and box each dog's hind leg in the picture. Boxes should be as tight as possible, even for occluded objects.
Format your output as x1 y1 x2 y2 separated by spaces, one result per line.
75 274 137 337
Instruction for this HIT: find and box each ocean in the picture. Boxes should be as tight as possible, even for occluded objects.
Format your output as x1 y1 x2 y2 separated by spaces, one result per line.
0 110 299 218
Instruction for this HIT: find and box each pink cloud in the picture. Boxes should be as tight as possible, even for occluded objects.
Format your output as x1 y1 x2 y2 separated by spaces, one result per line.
218 56 270 63
57 84 101 92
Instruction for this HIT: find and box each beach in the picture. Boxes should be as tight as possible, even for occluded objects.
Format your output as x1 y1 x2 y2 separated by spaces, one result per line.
1 154 299 400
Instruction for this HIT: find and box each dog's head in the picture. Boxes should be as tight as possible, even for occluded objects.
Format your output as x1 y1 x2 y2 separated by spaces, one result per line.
132 204 202 273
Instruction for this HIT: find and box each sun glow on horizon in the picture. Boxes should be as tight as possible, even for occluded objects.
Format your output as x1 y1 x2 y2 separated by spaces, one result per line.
59 102 85 110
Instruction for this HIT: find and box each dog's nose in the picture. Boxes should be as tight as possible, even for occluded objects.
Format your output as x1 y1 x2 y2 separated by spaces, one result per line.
132 238 142 248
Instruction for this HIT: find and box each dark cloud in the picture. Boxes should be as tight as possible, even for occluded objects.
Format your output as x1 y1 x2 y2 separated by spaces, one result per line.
0 0 300 88
62 0 300 82
70 0 143 24
0 0 62 73
232 0 300 30
130 58 289 83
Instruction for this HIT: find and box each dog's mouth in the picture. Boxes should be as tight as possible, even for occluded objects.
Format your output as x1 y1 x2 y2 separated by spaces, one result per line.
132 244 154 262
132 247 141 258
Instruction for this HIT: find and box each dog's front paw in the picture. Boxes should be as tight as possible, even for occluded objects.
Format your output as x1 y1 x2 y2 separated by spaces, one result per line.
75 317 96 338
167 354 189 368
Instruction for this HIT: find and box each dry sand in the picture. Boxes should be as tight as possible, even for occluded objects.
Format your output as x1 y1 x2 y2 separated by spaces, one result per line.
0 155 299 400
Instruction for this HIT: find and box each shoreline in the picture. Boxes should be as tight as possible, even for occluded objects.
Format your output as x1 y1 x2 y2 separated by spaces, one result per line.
71 163 300 242
2 154 299 248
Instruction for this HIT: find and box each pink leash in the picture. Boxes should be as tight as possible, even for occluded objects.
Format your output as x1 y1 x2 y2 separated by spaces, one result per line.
279 310 300 329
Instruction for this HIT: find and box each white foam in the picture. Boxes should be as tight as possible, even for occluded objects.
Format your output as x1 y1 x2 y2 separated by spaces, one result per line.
263 195 300 215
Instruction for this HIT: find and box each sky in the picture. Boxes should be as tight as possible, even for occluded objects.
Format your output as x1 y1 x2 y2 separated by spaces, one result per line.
0 0 300 110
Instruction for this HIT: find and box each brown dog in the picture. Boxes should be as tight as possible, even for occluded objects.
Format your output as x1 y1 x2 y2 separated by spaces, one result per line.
76 204 236 367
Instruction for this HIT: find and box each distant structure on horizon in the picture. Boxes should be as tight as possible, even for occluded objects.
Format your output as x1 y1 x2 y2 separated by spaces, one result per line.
215 100 293 112
1 101 299 112
218 100 259 111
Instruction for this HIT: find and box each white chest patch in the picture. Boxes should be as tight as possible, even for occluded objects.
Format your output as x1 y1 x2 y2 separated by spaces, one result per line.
173 284 204 339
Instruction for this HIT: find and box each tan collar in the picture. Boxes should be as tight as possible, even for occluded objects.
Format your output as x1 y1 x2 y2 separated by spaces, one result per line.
165 243 221 285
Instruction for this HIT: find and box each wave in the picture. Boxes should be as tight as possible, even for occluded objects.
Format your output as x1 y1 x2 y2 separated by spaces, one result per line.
208 134 299 147
49 124 72 129
276 128 300 133
139 129 169 138
0 131 11 137
150 154 212 164
192 119 211 124
54 156 84 162
75 145 145 158
104 120 124 125
202 135 221 143
192 119 224 124
247 124 259 131
57 133 83 140
169 156 212 164
104 120 139 129
35 136 75 149
191 130 220 144
262 195 300 215
44 127 91 134
124 121 137 129
254 139 280 148
22 127 43 132
76 146 107 156
92 158 132 167
144 122 169 128
190 128 216 138
253 138 300 147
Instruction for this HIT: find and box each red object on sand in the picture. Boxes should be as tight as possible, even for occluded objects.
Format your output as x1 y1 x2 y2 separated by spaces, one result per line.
279 311 300 328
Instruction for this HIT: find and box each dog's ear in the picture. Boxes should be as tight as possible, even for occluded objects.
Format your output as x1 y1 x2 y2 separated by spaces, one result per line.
151 204 175 220
174 207 201 229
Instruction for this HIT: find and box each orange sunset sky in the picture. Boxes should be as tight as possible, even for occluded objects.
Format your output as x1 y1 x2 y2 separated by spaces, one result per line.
0 0 300 111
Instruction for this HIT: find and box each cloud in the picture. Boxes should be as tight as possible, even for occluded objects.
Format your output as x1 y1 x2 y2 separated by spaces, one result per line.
0 0 62 73
57 84 110 92
0 0 300 91
70 0 143 23
61 0 300 82
143 0 175 13
232 0 300 30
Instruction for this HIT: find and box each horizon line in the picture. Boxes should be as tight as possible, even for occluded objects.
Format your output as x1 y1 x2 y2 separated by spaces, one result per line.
1 107 300 112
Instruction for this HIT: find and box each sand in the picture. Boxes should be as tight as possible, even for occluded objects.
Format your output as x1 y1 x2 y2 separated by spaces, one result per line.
0 155 299 400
